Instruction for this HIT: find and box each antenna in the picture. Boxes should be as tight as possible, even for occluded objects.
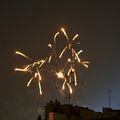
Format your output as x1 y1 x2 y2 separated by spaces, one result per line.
65 87 71 104
68 90 71 104
108 89 112 108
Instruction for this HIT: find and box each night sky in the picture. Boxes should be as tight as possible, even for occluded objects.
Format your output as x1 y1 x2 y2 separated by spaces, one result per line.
1 1 120 120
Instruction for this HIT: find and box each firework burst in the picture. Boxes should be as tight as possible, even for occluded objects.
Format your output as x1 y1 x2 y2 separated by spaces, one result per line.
15 27 89 95
53 28 90 94
15 51 48 95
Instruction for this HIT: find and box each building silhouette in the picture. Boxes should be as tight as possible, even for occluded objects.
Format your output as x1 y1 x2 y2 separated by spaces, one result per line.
38 100 120 120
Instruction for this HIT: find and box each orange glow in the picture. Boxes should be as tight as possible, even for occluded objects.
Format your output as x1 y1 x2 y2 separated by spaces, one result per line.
56 71 65 79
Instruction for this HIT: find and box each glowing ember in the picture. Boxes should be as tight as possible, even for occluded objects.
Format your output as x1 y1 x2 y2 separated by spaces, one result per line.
56 71 65 79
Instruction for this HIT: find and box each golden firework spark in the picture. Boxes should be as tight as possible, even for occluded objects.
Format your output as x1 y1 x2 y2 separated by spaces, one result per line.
54 32 59 44
48 44 53 63
61 28 69 40
15 51 32 61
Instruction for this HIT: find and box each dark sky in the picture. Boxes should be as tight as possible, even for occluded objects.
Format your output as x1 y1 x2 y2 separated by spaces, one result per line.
1 1 120 120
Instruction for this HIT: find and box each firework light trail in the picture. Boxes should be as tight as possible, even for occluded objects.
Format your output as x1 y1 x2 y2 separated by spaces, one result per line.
15 27 89 95
15 51 48 95
53 28 90 94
